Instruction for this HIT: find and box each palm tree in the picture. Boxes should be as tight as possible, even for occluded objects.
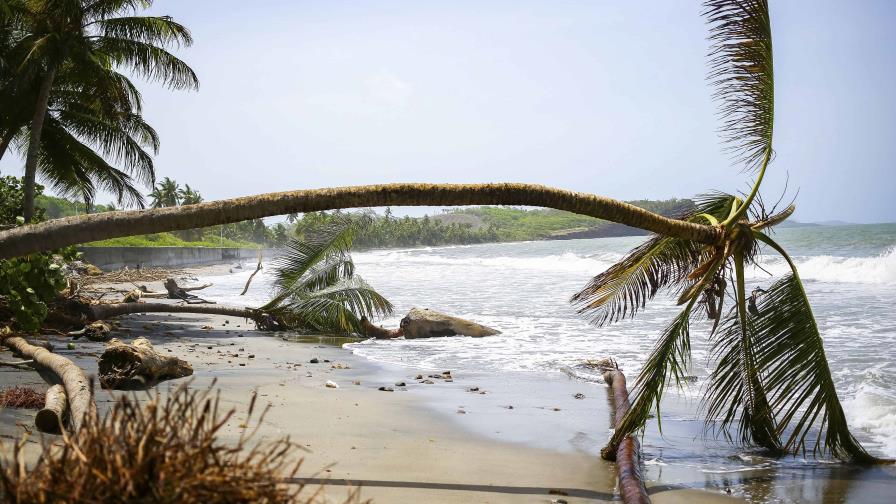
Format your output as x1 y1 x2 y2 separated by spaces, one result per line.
177 184 202 205
260 214 392 333
570 0 874 463
149 176 180 208
5 0 197 222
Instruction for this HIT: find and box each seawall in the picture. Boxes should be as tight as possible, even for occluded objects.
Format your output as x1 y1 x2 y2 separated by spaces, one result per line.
78 247 275 271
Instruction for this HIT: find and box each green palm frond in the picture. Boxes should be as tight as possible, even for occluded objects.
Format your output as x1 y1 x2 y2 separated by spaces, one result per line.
93 37 198 90
703 252 781 452
752 232 875 461
261 213 390 334
269 277 393 334
95 16 193 47
704 0 774 171
608 302 695 450
571 192 736 325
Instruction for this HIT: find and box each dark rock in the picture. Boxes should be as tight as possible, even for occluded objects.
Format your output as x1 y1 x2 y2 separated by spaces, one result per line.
395 382 406 387
310 358 319 363
574 393 585 400
422 379 435 384
378 387 394 392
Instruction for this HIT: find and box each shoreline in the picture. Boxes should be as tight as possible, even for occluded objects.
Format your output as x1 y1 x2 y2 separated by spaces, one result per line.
4 263 895 502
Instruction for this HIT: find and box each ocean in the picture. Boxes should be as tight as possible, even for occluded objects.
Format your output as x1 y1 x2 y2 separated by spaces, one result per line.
201 223 896 467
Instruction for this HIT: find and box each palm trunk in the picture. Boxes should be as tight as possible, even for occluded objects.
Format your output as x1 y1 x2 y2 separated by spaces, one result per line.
87 302 256 321
0 127 16 162
22 67 57 223
0 183 721 259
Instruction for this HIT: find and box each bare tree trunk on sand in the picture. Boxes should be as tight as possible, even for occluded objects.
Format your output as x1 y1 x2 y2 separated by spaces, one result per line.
601 366 651 504
1 336 94 432
35 384 68 434
0 183 720 259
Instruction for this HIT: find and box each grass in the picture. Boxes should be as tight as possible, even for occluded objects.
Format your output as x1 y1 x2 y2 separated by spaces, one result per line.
86 232 261 248
0 382 362 503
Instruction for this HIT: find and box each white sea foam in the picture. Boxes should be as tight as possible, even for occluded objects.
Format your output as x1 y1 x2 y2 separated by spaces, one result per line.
843 383 896 456
355 249 622 274
747 247 896 285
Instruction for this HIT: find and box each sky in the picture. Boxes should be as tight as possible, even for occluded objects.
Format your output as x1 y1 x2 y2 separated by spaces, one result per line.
4 1 895 223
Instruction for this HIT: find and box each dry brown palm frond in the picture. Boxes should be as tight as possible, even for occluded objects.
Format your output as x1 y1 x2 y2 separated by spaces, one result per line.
0 382 365 503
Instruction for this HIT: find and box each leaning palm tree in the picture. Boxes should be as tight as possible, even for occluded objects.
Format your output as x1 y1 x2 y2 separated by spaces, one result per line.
6 0 197 221
149 176 180 208
571 0 875 463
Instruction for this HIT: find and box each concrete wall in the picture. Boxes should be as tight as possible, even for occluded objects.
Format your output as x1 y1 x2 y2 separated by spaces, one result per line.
78 247 273 271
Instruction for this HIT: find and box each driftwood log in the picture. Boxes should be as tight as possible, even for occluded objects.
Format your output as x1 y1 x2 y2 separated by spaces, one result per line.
360 316 403 339
1 336 95 431
35 384 68 434
600 361 651 504
400 308 500 338
240 251 263 296
98 337 193 390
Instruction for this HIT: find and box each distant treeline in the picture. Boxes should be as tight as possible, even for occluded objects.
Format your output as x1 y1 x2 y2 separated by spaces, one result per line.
291 198 694 249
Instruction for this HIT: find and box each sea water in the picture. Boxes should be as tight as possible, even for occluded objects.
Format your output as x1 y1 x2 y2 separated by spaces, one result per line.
201 223 896 461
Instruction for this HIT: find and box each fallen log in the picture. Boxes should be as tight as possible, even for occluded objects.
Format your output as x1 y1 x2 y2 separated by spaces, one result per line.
98 337 193 390
599 360 650 504
164 278 214 304
1 336 95 431
87 302 255 321
35 384 67 434
360 316 403 339
68 321 113 341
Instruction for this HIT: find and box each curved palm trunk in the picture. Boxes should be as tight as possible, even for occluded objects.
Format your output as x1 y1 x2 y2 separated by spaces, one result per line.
0 183 721 259
22 67 57 223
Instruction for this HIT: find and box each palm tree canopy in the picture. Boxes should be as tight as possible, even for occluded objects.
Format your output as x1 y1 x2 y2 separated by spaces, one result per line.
261 214 392 334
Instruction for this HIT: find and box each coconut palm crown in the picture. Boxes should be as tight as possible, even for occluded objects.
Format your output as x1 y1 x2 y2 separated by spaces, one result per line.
571 0 877 463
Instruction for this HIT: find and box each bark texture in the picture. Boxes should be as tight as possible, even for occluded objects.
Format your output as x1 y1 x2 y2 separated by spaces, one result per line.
602 368 651 504
360 316 403 339
35 384 67 434
1 336 94 431
88 302 255 321
98 337 193 390
0 183 721 259
22 68 57 223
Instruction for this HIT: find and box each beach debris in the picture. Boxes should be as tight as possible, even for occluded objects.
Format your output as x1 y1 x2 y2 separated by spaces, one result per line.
35 385 67 434
574 393 586 400
378 386 394 392
201 325 213 330
400 307 500 339
456 409 466 414
0 386 45 409
98 337 193 390
360 316 404 339
122 289 143 303
248 354 255 359
68 321 113 341
66 342 75 350
504 405 514 410
325 380 339 389
309 357 319 363
164 278 214 304
394 381 406 387
415 374 423 380
240 251 264 296
467 387 480 392
352 380 361 385
422 379 435 384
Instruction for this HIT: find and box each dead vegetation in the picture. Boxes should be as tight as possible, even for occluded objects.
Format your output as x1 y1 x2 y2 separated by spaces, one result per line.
80 266 194 286
0 383 364 503
0 387 44 409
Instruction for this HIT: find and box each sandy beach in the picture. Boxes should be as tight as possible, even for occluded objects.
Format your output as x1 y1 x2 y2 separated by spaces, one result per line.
4 264 895 503
0 268 750 503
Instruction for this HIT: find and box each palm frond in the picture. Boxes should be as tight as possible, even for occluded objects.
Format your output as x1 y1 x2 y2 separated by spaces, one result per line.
93 37 198 90
571 192 736 326
752 232 875 461
704 0 774 171
267 277 393 334
703 253 781 452
608 303 695 450
97 16 193 47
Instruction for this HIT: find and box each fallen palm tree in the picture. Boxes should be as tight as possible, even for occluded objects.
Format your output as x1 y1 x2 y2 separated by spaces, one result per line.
0 334 94 431
98 337 193 390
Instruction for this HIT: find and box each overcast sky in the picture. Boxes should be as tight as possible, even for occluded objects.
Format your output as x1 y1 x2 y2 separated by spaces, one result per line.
4 1 895 223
